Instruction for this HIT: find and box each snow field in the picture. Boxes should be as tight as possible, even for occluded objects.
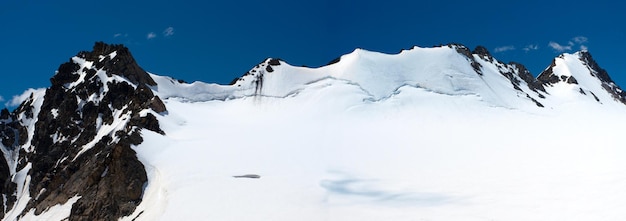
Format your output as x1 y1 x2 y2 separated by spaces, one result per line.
130 81 626 220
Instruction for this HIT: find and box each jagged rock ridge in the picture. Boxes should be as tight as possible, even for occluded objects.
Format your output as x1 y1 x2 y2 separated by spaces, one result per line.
0 42 166 220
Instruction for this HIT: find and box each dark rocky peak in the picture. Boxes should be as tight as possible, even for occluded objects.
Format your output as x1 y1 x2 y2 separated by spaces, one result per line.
472 46 492 58
76 42 157 86
0 42 168 220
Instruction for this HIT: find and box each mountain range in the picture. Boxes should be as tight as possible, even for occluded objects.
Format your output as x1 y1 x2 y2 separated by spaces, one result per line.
0 42 624 220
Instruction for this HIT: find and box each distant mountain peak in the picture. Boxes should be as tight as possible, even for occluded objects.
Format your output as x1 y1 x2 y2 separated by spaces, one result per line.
536 50 626 105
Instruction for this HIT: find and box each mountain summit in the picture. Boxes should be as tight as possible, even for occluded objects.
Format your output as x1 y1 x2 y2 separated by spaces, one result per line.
1 42 165 220
1 42 625 220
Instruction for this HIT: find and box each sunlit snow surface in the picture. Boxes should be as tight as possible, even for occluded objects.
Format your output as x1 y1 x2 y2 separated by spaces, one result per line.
126 90 626 221
130 73 625 220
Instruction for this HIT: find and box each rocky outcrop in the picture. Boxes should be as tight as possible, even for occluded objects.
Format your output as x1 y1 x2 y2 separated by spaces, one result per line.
0 42 166 220
449 44 483 75
578 51 626 104
229 58 283 95
537 56 564 86
509 62 546 94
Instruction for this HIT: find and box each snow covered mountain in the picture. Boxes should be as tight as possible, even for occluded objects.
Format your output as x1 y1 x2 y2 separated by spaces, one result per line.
1 42 625 220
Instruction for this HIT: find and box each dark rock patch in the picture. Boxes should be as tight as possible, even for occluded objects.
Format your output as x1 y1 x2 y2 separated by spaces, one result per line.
268 58 281 66
472 46 492 62
509 62 546 93
590 91 601 102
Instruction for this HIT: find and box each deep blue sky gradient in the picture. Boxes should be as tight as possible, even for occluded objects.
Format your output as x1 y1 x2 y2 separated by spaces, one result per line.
1 0 625 107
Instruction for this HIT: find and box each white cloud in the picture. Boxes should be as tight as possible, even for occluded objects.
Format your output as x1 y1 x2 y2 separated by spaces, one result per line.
114 33 128 38
0 96 4 103
163 27 174 37
549 36 590 52
580 45 588 51
522 44 539 52
572 36 588 44
548 41 572 52
494 45 515 53
147 32 157 39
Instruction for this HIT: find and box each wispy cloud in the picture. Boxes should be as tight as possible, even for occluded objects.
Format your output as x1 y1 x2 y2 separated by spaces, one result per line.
572 36 588 44
0 96 4 103
580 45 588 51
522 44 539 52
163 27 174 37
549 36 589 52
548 41 573 52
573 36 588 51
113 33 128 38
147 32 157 39
494 45 515 53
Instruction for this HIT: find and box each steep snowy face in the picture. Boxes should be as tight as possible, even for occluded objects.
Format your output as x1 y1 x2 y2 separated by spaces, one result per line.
149 44 625 111
538 51 626 105
0 42 166 220
226 44 538 109
225 44 623 110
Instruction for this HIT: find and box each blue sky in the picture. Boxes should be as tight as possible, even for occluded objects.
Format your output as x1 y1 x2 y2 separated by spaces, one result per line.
1 0 625 107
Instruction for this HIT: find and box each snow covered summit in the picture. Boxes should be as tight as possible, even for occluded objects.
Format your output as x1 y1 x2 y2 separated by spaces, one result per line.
154 43 626 111
1 42 625 221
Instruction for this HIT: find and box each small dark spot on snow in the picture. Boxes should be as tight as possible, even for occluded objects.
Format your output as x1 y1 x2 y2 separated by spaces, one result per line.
233 174 261 179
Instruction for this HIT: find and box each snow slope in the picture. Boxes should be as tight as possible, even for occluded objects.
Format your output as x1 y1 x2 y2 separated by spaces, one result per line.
123 46 626 220
126 84 626 221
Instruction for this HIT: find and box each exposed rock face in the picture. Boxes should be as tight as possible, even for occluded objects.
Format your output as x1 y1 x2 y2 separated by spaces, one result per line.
0 42 166 220
508 62 546 94
449 44 483 75
229 58 283 95
537 56 565 85
578 51 626 104
472 45 492 61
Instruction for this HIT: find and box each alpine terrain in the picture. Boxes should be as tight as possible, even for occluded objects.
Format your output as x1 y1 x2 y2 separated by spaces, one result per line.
1 42 625 220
